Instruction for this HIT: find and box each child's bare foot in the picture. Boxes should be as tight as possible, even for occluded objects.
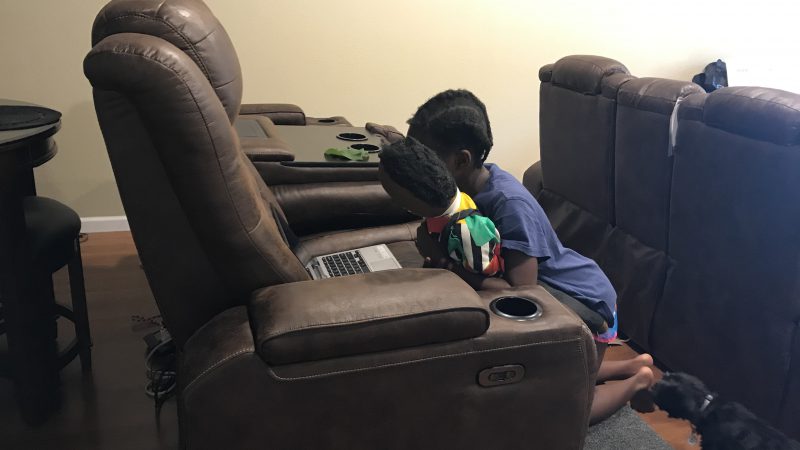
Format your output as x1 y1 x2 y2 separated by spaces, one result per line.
597 353 654 382
622 353 653 378
634 366 655 390
635 353 654 369
590 366 656 424
629 366 656 413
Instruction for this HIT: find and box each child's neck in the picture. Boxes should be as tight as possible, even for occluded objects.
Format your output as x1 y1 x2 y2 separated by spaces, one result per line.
459 166 491 197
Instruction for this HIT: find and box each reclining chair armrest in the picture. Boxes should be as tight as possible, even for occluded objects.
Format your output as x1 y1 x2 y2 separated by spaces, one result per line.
180 282 596 449
271 181 417 236
248 269 489 365
523 161 544 198
239 103 306 125
242 145 295 162
539 283 608 334
236 115 296 162
255 162 380 185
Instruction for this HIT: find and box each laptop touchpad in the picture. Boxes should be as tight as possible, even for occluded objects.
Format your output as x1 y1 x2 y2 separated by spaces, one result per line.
361 245 399 271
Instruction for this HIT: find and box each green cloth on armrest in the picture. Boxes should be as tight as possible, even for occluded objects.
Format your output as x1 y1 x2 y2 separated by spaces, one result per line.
324 147 369 161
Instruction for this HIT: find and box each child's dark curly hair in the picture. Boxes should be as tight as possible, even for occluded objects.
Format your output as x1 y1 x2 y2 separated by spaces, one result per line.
379 137 457 209
407 89 493 168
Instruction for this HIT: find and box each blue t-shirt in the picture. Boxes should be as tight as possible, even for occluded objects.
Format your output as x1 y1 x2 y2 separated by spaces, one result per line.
472 164 616 324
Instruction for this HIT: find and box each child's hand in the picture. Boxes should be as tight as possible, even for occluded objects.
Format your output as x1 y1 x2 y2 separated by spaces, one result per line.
366 122 404 144
422 257 450 269
416 222 447 265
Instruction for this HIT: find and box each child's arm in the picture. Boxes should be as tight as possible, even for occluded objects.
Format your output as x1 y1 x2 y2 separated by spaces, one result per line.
416 222 447 266
448 263 511 290
501 249 539 287
446 249 539 290
417 222 510 289
449 249 539 291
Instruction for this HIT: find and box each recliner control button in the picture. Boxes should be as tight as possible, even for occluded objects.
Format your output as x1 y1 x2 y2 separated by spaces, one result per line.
478 364 525 387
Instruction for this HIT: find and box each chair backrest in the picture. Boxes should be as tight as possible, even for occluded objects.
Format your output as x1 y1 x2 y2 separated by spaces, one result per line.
85 0 309 346
614 78 703 252
652 86 800 427
594 78 702 349
539 55 631 223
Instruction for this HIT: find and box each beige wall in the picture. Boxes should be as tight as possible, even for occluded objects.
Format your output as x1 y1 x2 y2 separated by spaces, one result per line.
1 0 796 217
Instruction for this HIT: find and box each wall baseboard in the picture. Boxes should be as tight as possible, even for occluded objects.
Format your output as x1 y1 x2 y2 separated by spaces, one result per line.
81 216 130 233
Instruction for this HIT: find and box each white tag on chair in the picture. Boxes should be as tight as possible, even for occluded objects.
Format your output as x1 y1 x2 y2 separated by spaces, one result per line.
668 96 684 157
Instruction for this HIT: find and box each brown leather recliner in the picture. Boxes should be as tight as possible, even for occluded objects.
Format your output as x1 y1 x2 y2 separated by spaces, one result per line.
84 1 597 448
90 0 412 240
526 55 800 440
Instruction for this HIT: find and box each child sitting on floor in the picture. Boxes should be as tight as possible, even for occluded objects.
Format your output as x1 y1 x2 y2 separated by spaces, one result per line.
378 137 503 281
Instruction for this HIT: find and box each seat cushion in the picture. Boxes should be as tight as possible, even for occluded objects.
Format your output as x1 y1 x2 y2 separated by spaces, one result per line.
24 196 80 273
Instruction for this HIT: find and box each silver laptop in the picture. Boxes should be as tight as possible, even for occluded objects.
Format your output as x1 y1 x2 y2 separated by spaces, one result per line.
305 244 402 280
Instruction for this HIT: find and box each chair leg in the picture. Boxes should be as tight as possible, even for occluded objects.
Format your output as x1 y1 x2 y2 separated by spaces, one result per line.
13 272 62 423
68 237 92 372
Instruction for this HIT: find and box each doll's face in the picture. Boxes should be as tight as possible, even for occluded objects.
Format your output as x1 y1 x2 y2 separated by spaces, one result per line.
379 165 452 218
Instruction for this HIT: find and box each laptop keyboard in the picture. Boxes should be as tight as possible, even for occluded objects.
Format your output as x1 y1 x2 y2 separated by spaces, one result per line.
322 250 370 277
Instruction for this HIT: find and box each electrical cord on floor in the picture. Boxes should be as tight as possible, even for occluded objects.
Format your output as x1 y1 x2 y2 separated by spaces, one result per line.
143 327 176 419
131 314 164 332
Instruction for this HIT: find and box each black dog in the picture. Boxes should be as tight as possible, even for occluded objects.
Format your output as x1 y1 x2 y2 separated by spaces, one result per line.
650 372 800 449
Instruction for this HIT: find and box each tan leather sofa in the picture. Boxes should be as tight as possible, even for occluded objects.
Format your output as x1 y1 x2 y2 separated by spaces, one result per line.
526 55 800 439
84 2 598 448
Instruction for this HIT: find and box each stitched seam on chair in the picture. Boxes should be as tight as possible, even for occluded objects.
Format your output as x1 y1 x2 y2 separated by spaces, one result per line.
183 347 254 393
577 338 592 438
102 13 211 80
568 57 605 74
777 319 800 421
214 76 239 89
193 26 216 47
405 221 417 239
265 336 584 381
261 306 485 340
87 49 296 283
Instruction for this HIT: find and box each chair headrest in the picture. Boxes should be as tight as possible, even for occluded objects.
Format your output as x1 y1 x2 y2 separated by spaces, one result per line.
92 0 242 123
618 78 704 115
703 86 800 146
549 55 630 96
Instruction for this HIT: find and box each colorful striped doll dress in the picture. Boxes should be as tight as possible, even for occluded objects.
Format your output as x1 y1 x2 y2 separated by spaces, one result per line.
425 189 504 276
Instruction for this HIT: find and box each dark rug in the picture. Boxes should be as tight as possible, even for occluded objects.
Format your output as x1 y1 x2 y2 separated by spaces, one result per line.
585 407 671 449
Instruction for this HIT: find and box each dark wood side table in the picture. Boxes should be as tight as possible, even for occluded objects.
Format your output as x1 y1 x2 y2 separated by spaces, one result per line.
0 99 62 424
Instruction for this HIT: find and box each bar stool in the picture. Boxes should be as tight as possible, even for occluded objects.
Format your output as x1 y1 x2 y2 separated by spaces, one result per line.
0 196 92 372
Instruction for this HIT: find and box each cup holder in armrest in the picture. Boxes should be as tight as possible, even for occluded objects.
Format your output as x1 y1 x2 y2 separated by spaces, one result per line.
317 118 336 123
490 296 542 321
350 143 380 152
336 132 368 141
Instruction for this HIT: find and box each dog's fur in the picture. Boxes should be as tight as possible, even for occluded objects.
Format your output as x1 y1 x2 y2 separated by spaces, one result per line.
651 372 800 450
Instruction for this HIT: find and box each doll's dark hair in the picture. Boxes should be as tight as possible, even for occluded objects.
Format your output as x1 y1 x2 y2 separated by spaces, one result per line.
407 89 493 167
379 137 456 209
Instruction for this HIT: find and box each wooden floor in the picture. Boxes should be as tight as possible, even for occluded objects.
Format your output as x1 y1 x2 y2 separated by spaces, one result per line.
0 231 696 449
